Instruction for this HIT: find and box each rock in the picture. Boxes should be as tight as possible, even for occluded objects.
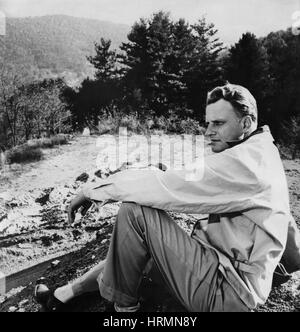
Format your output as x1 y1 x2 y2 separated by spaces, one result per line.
40 235 52 247
19 299 29 307
94 170 103 178
96 230 102 240
82 127 90 136
72 229 82 240
51 260 61 268
8 306 18 312
76 172 89 183
35 188 54 206
17 243 33 249
52 233 63 242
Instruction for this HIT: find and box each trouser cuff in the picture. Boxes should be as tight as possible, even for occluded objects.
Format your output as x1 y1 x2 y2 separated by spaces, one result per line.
98 275 138 307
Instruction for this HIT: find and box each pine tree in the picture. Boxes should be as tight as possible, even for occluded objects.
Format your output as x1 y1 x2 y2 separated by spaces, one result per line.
224 33 270 126
262 29 300 138
87 38 120 82
119 12 223 119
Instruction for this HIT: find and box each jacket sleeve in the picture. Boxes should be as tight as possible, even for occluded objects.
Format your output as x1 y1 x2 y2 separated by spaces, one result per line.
82 147 267 215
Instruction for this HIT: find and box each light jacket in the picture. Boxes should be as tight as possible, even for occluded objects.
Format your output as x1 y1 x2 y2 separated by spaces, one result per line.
82 126 292 309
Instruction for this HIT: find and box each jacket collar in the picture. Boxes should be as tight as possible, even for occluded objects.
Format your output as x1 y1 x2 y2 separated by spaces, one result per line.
226 125 272 149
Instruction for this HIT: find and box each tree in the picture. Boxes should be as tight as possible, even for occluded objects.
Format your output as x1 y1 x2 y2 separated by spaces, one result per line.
0 71 71 147
64 77 122 129
119 12 224 119
63 39 125 129
26 79 71 137
0 64 34 147
87 38 120 82
223 32 270 126
262 29 300 138
185 19 224 118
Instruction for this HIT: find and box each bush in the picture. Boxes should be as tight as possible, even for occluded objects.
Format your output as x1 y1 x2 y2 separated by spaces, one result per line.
179 118 207 135
98 116 119 135
97 112 152 135
96 109 206 136
28 138 54 149
6 145 43 164
50 134 68 146
279 116 300 160
153 116 206 135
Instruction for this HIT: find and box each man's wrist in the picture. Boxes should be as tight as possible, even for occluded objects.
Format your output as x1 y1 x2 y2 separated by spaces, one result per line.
80 187 91 201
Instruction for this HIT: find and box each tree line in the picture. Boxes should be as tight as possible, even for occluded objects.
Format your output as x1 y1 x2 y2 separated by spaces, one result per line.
0 63 71 150
1 11 299 157
64 11 300 156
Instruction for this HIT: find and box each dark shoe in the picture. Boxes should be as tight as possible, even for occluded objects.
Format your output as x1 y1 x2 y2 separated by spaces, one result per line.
34 278 67 312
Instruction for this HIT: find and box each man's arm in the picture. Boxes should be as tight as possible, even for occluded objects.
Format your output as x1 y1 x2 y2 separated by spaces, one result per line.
68 148 266 223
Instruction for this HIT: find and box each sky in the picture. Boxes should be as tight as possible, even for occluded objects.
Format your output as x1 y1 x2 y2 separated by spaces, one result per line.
0 0 300 44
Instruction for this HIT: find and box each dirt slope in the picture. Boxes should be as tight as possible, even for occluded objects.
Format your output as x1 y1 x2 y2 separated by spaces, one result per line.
0 135 299 312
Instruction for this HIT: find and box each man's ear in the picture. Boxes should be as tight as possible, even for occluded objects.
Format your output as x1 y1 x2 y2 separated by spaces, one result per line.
242 116 252 133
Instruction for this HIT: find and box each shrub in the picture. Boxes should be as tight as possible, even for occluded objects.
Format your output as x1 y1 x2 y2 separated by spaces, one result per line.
277 143 292 160
28 138 54 149
98 116 119 135
153 116 206 135
6 145 43 164
50 134 68 146
179 118 207 135
280 116 300 160
96 109 206 136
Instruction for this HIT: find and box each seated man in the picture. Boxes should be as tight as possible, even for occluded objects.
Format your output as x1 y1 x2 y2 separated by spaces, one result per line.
35 83 295 312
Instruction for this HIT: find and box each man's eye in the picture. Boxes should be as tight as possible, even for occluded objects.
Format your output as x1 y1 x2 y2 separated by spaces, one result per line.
205 122 224 128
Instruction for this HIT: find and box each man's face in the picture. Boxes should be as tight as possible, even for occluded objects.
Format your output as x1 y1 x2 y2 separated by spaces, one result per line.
205 99 245 153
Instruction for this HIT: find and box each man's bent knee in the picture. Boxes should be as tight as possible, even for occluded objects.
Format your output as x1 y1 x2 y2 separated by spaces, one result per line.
117 202 144 227
118 202 141 216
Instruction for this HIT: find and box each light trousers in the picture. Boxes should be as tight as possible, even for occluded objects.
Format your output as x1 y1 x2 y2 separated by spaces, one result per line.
96 202 249 312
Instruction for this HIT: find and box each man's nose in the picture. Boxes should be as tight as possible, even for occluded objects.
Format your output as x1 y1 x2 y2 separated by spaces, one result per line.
205 124 214 137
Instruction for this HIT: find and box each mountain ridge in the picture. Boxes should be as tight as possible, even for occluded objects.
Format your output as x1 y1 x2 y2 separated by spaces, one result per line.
0 15 130 85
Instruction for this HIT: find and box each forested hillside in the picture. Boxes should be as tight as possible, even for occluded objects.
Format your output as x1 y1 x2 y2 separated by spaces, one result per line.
0 12 299 159
0 15 129 84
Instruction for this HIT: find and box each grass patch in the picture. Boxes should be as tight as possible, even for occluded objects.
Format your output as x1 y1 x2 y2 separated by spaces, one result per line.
27 138 54 149
27 135 69 149
5 135 70 164
6 145 43 164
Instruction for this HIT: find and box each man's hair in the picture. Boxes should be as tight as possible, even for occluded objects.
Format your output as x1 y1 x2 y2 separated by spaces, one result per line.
207 83 258 123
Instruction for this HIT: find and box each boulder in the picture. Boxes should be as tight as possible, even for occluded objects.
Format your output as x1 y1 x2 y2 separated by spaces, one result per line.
82 127 90 136
94 170 103 178
35 188 54 206
51 260 61 268
75 172 89 183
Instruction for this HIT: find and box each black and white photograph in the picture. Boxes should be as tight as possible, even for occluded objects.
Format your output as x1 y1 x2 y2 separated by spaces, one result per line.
0 0 300 314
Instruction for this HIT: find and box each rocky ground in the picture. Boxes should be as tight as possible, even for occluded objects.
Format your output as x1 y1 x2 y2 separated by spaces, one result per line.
0 134 299 312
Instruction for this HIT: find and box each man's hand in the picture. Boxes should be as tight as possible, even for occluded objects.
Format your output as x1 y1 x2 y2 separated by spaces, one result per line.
67 191 93 224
